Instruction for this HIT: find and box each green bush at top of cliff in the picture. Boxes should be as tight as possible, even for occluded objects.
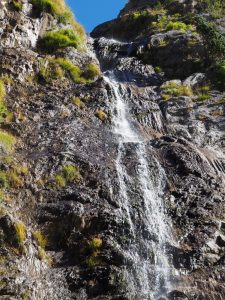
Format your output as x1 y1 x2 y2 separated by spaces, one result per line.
31 0 85 42
39 58 100 84
38 29 82 52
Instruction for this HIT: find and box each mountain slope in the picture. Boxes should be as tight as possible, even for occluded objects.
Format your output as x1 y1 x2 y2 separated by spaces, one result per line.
0 0 225 299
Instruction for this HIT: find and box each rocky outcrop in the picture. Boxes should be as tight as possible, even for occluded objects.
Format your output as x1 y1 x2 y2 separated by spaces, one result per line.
0 0 225 299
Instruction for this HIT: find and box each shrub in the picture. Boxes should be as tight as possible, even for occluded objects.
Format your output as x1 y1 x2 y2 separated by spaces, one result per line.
0 131 16 154
38 29 82 52
14 222 26 245
161 82 193 100
195 15 225 62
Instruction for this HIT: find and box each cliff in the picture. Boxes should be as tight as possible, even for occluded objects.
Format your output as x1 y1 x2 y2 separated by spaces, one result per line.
0 0 225 299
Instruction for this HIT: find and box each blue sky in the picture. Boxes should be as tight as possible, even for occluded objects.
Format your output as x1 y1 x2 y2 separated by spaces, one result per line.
66 0 127 33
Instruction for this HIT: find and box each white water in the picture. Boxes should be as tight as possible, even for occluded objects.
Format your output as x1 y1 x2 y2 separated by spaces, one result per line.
104 75 173 299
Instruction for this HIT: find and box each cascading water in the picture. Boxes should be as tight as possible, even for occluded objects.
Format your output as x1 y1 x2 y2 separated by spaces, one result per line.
104 75 174 299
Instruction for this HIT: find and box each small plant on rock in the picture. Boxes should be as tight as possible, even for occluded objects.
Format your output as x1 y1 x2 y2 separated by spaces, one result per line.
12 0 23 11
95 110 108 121
33 230 48 249
14 222 26 245
55 164 81 188
72 97 85 109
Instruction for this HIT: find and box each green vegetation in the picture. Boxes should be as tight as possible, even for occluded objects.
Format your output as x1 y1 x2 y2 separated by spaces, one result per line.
39 29 82 52
86 236 103 268
86 255 103 268
33 230 48 249
31 0 85 42
161 82 193 100
38 247 52 265
155 66 163 74
194 85 211 102
0 164 28 190
55 164 81 188
55 174 66 188
82 63 101 80
14 222 26 245
40 58 100 84
95 110 108 121
215 60 225 88
62 165 81 181
152 15 194 32
195 94 211 102
88 237 102 250
12 0 23 11
195 16 225 89
0 131 16 154
0 80 9 123
71 97 85 109
0 172 8 189
195 15 225 62
199 0 225 19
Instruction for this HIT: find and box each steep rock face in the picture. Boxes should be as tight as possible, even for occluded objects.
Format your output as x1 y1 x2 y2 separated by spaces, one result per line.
0 0 225 300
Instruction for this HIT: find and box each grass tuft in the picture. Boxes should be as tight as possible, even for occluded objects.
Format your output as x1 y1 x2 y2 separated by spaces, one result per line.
161 82 193 100
33 230 48 249
0 131 16 154
15 222 26 245
39 58 100 84
39 29 82 52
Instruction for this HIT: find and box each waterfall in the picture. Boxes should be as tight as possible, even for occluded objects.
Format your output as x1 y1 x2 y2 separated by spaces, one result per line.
104 75 174 299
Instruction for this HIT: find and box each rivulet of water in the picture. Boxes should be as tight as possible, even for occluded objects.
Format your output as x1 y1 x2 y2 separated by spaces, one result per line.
104 75 174 299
